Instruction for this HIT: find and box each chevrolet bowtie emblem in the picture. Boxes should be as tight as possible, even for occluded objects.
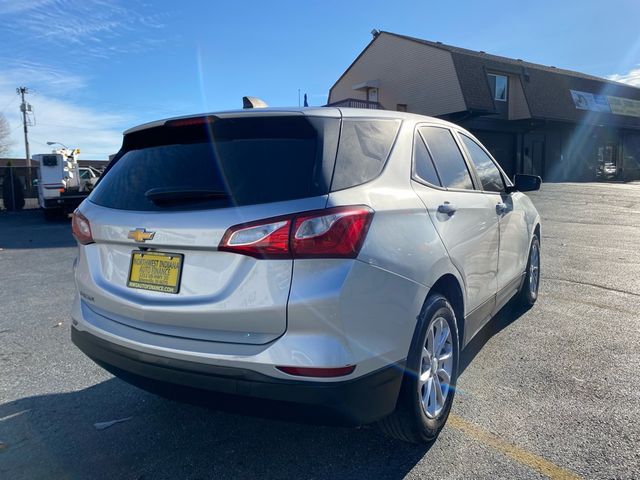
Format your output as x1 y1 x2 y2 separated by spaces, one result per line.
127 228 155 243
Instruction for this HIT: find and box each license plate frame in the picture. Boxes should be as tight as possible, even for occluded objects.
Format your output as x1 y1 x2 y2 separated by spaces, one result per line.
127 250 184 294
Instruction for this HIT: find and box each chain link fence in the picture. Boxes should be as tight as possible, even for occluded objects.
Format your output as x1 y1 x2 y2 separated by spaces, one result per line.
0 166 40 211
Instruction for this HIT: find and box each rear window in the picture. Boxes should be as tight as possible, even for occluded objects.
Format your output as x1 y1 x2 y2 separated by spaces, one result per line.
413 131 442 187
90 116 339 211
331 119 401 191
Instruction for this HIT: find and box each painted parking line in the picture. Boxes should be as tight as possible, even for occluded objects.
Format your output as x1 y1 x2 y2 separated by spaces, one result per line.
448 414 582 480
0 410 30 422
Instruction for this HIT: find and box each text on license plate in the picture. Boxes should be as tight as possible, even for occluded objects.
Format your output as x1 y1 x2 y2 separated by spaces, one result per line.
127 251 183 294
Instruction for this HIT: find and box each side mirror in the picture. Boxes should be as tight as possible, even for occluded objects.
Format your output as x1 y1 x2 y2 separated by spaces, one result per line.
506 174 541 193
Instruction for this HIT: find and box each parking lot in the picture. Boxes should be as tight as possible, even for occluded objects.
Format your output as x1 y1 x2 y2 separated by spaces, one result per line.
1 182 639 479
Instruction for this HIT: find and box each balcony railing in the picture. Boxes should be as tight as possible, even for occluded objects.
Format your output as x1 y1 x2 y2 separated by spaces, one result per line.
325 98 384 109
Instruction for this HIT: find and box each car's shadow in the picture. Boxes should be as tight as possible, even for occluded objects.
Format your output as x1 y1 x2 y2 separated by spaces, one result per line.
0 377 431 480
0 302 529 480
460 300 530 374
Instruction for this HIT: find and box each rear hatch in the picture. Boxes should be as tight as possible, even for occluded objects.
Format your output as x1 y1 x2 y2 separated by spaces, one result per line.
81 112 339 344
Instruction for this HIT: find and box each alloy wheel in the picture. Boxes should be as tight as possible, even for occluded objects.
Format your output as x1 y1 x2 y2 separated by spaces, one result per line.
419 316 453 418
529 241 540 297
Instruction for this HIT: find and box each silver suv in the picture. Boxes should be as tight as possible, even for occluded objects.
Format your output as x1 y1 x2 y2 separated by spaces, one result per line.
71 108 541 443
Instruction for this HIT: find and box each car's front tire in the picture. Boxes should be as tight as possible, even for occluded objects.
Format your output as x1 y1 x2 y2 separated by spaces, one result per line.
377 293 459 444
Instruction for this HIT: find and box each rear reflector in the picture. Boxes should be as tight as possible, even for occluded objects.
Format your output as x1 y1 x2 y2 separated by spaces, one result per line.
218 206 374 259
276 365 356 378
71 210 94 245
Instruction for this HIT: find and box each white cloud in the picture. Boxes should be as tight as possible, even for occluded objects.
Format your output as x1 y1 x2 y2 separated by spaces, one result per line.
0 60 87 94
0 70 128 160
0 0 58 15
0 0 178 160
0 60 192 160
608 66 640 87
0 0 168 60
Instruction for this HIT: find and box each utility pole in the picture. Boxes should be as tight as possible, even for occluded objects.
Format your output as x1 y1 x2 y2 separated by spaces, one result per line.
17 87 31 168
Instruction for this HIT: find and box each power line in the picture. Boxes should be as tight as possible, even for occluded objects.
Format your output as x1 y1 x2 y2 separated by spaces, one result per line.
35 122 124 130
0 95 19 116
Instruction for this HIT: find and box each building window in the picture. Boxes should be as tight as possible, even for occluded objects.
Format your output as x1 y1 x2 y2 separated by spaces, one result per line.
488 74 508 102
397 104 408 112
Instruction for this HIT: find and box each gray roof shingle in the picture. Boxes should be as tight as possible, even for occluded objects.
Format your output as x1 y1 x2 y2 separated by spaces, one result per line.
383 31 640 128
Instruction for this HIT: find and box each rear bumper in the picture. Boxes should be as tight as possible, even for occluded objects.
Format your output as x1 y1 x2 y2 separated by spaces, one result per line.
44 194 87 209
71 326 404 425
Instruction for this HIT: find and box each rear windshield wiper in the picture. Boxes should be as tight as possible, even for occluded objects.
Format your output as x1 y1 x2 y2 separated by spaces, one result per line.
145 187 230 204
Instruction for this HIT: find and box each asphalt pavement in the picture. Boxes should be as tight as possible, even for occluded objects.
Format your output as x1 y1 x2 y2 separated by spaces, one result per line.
1 182 639 479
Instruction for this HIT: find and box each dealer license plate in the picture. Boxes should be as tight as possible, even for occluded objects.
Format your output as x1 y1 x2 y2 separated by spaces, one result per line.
127 251 183 294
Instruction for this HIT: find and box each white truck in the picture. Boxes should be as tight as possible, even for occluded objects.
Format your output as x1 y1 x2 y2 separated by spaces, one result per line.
34 149 97 219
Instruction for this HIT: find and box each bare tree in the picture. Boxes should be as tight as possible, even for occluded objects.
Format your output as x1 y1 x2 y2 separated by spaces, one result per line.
0 113 11 156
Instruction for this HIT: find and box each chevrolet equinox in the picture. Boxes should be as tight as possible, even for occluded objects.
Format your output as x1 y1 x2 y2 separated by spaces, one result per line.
71 107 541 443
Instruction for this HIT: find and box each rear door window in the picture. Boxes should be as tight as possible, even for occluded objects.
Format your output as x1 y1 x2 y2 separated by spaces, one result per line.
413 131 442 186
420 126 474 190
90 116 338 211
331 119 400 190
459 133 505 192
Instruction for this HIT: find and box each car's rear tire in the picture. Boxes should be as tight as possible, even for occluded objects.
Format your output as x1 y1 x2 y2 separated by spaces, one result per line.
377 293 459 444
517 233 540 307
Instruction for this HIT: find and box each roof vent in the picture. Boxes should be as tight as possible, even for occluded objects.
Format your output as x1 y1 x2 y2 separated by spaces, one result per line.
479 50 486 54
436 41 442 44
550 66 556 69
371 29 380 38
517 58 523 62
242 96 268 109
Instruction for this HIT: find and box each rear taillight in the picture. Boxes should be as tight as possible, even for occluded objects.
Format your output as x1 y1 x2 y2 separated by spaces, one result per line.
218 206 373 259
71 210 94 245
219 217 292 259
292 207 373 258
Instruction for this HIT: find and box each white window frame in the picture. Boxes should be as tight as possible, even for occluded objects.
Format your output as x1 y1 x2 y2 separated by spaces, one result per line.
488 74 508 102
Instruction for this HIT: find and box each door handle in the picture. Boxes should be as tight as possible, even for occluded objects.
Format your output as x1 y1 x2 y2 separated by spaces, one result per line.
437 202 457 216
496 202 508 215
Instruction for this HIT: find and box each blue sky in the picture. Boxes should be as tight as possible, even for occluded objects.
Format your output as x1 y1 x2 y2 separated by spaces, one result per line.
1 0 639 159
